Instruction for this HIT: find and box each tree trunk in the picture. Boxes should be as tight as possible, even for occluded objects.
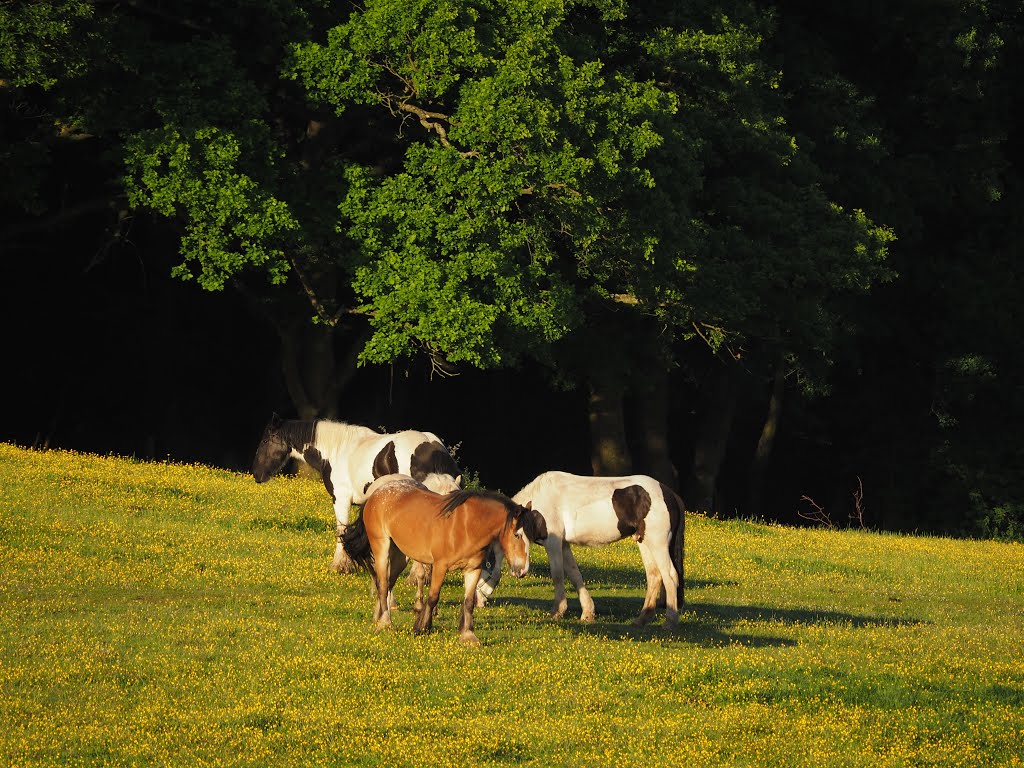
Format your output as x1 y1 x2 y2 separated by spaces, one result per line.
588 367 632 476
278 321 368 421
280 322 338 420
634 367 678 487
686 363 741 515
747 357 786 520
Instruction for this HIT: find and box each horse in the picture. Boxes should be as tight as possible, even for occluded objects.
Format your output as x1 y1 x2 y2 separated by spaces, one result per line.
251 415 462 577
341 475 548 646
477 471 685 628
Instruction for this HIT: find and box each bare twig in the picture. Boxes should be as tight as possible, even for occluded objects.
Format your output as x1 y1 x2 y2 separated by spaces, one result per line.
797 495 835 529
850 476 866 529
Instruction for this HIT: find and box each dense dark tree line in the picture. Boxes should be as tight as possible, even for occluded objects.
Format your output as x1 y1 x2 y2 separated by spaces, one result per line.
3 0 1022 539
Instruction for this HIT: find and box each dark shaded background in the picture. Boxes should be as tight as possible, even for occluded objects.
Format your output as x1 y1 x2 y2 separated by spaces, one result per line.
5 218 602 495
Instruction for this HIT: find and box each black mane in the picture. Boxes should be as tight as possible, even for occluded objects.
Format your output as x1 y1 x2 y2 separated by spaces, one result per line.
438 488 517 518
276 419 317 449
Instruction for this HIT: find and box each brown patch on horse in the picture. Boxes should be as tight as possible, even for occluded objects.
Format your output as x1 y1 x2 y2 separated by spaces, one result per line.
612 485 652 542
659 482 685 605
409 440 460 483
303 446 335 502
520 502 548 542
372 440 399 479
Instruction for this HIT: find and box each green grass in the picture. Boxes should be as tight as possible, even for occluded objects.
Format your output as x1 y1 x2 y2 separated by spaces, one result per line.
1 443 1022 767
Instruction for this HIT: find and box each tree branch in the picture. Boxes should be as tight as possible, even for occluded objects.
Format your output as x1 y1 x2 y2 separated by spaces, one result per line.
393 101 479 158
285 254 368 326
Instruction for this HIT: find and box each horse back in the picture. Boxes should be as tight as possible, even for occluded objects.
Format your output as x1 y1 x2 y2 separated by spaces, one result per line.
339 430 457 503
522 472 674 545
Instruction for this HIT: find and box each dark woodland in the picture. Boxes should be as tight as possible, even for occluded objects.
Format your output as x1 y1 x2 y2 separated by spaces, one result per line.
3 0 1023 540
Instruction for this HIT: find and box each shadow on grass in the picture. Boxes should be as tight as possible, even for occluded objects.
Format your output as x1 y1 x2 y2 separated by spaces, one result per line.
249 515 329 534
485 594 925 648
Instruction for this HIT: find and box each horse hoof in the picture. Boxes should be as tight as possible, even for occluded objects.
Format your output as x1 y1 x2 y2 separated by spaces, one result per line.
460 632 481 647
580 612 596 623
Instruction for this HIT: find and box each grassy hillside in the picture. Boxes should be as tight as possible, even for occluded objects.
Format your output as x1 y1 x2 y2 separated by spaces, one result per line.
1 443 1022 767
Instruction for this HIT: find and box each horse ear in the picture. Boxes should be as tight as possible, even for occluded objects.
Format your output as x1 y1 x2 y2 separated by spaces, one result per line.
455 474 463 488
270 412 282 428
526 501 532 510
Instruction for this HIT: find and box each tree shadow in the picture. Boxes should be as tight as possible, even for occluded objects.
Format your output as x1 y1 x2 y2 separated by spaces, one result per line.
485 594 925 648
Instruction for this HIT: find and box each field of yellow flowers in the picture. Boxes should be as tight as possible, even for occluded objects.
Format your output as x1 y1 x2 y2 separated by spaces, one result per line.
1 443 1022 767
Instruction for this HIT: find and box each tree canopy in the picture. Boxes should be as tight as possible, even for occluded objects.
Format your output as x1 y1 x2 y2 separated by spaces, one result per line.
3 0 1022 539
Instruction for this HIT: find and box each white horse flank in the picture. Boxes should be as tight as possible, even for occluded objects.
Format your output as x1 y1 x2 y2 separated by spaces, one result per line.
478 471 685 627
252 416 462 572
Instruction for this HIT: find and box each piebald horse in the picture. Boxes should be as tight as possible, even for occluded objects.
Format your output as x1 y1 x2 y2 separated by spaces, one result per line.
251 415 462 576
342 475 547 646
477 471 685 628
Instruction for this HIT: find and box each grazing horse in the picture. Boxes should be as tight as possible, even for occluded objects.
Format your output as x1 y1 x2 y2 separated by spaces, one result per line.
251 415 462 574
342 475 548 646
477 471 685 628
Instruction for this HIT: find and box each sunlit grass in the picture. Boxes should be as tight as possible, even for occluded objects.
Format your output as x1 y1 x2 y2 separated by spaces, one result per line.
1 443 1022 766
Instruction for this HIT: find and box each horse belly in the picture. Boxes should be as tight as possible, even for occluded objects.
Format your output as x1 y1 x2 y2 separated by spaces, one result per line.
564 502 625 546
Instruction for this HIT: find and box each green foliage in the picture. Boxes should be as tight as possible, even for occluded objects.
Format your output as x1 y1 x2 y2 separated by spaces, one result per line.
126 125 299 290
0 0 94 89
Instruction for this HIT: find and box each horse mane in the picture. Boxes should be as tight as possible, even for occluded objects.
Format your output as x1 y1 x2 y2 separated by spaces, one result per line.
277 420 317 450
511 472 556 506
438 488 517 520
311 419 379 462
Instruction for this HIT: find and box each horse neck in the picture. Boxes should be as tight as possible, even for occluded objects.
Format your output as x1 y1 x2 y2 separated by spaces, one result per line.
279 420 318 453
512 474 549 505
311 420 378 464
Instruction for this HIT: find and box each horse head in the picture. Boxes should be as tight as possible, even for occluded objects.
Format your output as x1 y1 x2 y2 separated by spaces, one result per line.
503 502 547 578
252 415 293 483
518 501 548 544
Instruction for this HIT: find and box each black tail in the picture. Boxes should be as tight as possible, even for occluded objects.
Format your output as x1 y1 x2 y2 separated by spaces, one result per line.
340 514 374 572
660 483 686 606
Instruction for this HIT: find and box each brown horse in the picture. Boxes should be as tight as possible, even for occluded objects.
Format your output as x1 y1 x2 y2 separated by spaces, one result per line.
341 475 547 646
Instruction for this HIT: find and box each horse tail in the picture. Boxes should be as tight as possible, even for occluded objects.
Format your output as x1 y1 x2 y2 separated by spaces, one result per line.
660 483 686 606
340 513 374 572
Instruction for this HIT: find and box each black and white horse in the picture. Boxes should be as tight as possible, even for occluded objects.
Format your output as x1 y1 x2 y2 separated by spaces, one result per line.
477 471 685 627
252 415 462 573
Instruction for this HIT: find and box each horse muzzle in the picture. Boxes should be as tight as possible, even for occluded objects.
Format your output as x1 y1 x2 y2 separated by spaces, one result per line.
510 563 529 578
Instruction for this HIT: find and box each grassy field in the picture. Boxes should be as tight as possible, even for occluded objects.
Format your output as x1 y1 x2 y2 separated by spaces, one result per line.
1 443 1022 767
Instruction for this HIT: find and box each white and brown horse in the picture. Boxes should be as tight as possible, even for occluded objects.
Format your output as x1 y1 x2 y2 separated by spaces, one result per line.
251 415 462 573
342 475 547 646
478 471 685 628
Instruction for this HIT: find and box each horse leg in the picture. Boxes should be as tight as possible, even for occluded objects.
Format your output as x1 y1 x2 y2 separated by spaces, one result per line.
545 537 568 619
633 543 664 627
372 544 394 631
475 542 503 608
330 483 357 573
409 561 432 613
414 562 446 634
649 541 681 628
562 546 596 622
458 568 483 647
386 544 408 615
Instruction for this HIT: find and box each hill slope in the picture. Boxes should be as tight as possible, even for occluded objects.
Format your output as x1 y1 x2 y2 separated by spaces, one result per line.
1 444 1022 767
